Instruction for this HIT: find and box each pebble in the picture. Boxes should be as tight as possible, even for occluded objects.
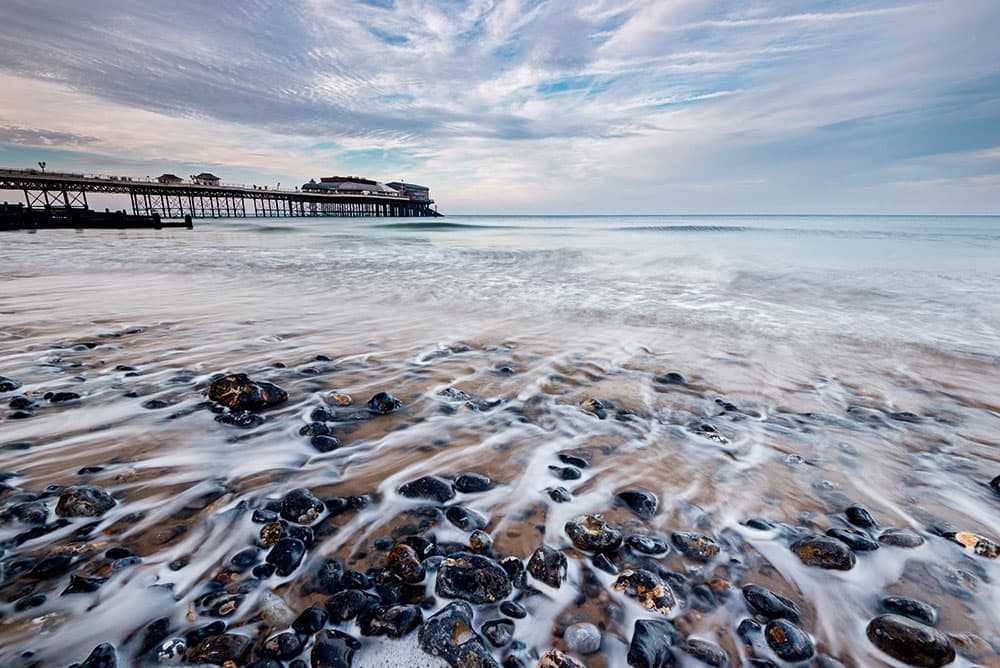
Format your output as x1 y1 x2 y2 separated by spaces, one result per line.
311 629 361 668
469 529 493 554
990 474 999 495
367 391 403 414
501 601 527 619
826 527 879 551
742 584 802 621
948 531 999 559
546 487 572 503
564 514 623 553
56 486 117 517
0 376 22 392
261 632 305 660
325 589 380 623
764 619 814 662
879 596 939 626
418 601 499 668
435 552 512 604
482 618 516 647
627 618 678 668
616 488 659 519
527 545 567 588
186 633 252 665
454 472 492 493
311 434 341 452
388 544 425 583
266 537 306 576
399 475 456 503
866 614 955 667
654 372 687 386
445 505 489 531
324 392 353 407
366 604 423 638
280 488 325 524
671 531 721 562
789 535 856 570
564 622 602 654
612 569 677 614
153 638 186 664
49 391 81 403
681 638 729 667
627 534 670 555
538 649 586 668
878 528 925 548
846 505 878 528
208 373 287 411
70 643 117 668
548 465 581 480
215 410 264 427
581 398 611 419
293 606 329 634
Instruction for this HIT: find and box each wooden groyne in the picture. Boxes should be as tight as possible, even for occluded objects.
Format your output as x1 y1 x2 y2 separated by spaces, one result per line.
0 169 441 220
0 202 192 231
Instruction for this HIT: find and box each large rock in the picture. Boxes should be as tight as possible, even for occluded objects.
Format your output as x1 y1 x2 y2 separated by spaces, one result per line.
367 391 403 415
56 486 116 518
70 643 118 668
280 488 324 525
187 634 252 665
613 569 677 614
866 614 955 667
564 514 623 553
670 532 721 562
616 489 659 519
764 619 814 662
418 601 499 668
311 629 361 668
435 553 511 604
527 545 567 588
399 476 455 503
208 373 287 411
742 584 801 621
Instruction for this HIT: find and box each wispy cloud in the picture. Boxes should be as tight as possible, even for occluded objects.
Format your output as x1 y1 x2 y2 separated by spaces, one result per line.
0 0 998 213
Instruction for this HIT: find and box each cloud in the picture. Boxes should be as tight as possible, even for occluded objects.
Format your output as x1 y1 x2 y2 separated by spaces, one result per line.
0 0 997 213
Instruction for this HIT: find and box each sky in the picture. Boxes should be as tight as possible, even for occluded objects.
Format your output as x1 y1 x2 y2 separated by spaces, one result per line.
0 0 998 214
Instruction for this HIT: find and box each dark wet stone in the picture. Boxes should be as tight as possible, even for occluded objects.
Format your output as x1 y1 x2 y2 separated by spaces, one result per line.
546 486 572 503
311 629 361 668
547 465 581 480
742 584 801 621
990 474 1000 495
482 619 515 647
454 473 492 493
500 601 527 619
259 520 287 546
0 376 22 392
28 554 74 579
826 527 879 551
62 574 106 594
613 569 677 614
9 409 34 419
846 505 878 529
592 552 618 575
299 421 331 437
469 529 493 554
292 606 328 634
70 642 117 668
49 391 81 403
681 639 728 667
266 537 306 576
565 514 623 553
215 410 265 428
617 489 659 519
311 435 341 452
341 570 372 590
281 488 325 525
527 545 567 588
8 395 35 409
581 397 611 418
879 596 939 627
671 532 721 562
445 505 489 531
260 632 305 660
790 535 856 570
7 500 48 525
325 590 380 623
764 619 814 662
367 604 423 638
188 633 252 665
436 552 511 604
889 411 923 423
418 601 499 668
866 614 955 667
367 391 403 415
654 372 686 386
229 547 260 572
388 544 425 583
208 373 287 411
627 618 678 667
737 618 763 645
879 528 925 548
538 649 585 667
142 399 169 410
56 486 116 517
399 476 455 503
627 534 670 555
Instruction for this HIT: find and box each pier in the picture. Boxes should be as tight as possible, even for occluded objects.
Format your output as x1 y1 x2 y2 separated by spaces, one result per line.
0 168 441 220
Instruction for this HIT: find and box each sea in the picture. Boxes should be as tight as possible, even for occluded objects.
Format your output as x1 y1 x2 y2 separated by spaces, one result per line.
0 214 998 666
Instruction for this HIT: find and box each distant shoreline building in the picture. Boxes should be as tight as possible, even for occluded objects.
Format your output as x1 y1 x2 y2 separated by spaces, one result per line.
191 172 221 186
157 173 183 185
302 176 403 196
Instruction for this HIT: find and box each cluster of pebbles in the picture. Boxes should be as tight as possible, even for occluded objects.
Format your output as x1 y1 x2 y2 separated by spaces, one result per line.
2 358 1000 668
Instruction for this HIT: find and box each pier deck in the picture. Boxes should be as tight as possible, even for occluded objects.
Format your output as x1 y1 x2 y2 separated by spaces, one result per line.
0 169 440 219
